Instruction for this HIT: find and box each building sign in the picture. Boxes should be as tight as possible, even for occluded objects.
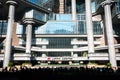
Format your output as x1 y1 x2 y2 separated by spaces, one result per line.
47 57 73 61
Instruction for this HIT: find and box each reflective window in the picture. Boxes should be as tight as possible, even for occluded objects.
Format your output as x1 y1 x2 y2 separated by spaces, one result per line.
78 21 87 34
117 0 120 13
76 0 85 14
48 38 72 48
0 21 7 35
24 9 48 22
33 10 48 22
16 23 26 34
77 14 85 20
93 21 102 35
34 21 75 34
77 21 102 35
27 0 54 10
65 0 96 14
91 0 96 13
56 14 72 21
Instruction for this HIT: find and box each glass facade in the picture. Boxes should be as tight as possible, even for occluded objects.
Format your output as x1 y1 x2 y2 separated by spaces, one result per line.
65 0 97 14
117 0 120 13
0 0 120 65
15 0 103 57
27 0 54 10
93 21 102 35
48 38 72 48
45 21 75 34
0 21 7 35
56 14 72 21
65 0 85 14
16 23 26 34
17 13 102 35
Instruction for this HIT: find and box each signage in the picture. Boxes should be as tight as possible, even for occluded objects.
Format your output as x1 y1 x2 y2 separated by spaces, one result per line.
47 57 73 61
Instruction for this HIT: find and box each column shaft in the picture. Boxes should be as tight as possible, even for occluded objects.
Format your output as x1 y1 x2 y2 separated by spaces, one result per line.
3 4 15 68
71 0 77 20
104 0 117 67
26 24 32 54
71 0 78 48
85 0 94 53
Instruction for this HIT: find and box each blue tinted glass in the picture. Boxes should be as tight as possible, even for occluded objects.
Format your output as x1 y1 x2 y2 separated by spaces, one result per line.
16 23 26 34
76 2 85 13
0 21 7 35
117 0 120 13
33 10 48 22
56 14 72 21
93 21 102 35
91 1 96 13
27 0 53 10
35 21 75 34
78 21 87 34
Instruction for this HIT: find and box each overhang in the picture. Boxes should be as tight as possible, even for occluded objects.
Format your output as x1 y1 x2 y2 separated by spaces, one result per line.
0 0 51 21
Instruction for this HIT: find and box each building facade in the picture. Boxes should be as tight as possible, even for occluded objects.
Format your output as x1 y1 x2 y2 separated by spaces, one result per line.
0 0 120 68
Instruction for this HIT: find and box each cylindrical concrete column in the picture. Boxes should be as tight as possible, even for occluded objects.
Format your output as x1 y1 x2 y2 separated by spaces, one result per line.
71 0 78 48
71 0 77 20
85 0 94 54
101 15 108 45
3 1 17 68
26 23 33 54
102 0 117 67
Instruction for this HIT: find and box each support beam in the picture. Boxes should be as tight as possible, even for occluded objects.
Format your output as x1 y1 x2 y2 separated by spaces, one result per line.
3 0 17 68
85 0 94 54
101 0 117 67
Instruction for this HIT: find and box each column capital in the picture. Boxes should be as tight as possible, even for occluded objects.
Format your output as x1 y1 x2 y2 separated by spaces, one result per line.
23 18 35 24
100 0 115 7
6 0 17 6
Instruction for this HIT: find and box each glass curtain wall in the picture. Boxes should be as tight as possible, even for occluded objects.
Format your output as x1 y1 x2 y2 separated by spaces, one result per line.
0 21 7 35
27 0 54 11
17 0 102 35
117 0 120 12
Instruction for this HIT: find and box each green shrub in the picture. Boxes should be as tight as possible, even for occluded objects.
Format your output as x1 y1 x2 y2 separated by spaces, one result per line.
8 62 14 67
106 63 111 67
